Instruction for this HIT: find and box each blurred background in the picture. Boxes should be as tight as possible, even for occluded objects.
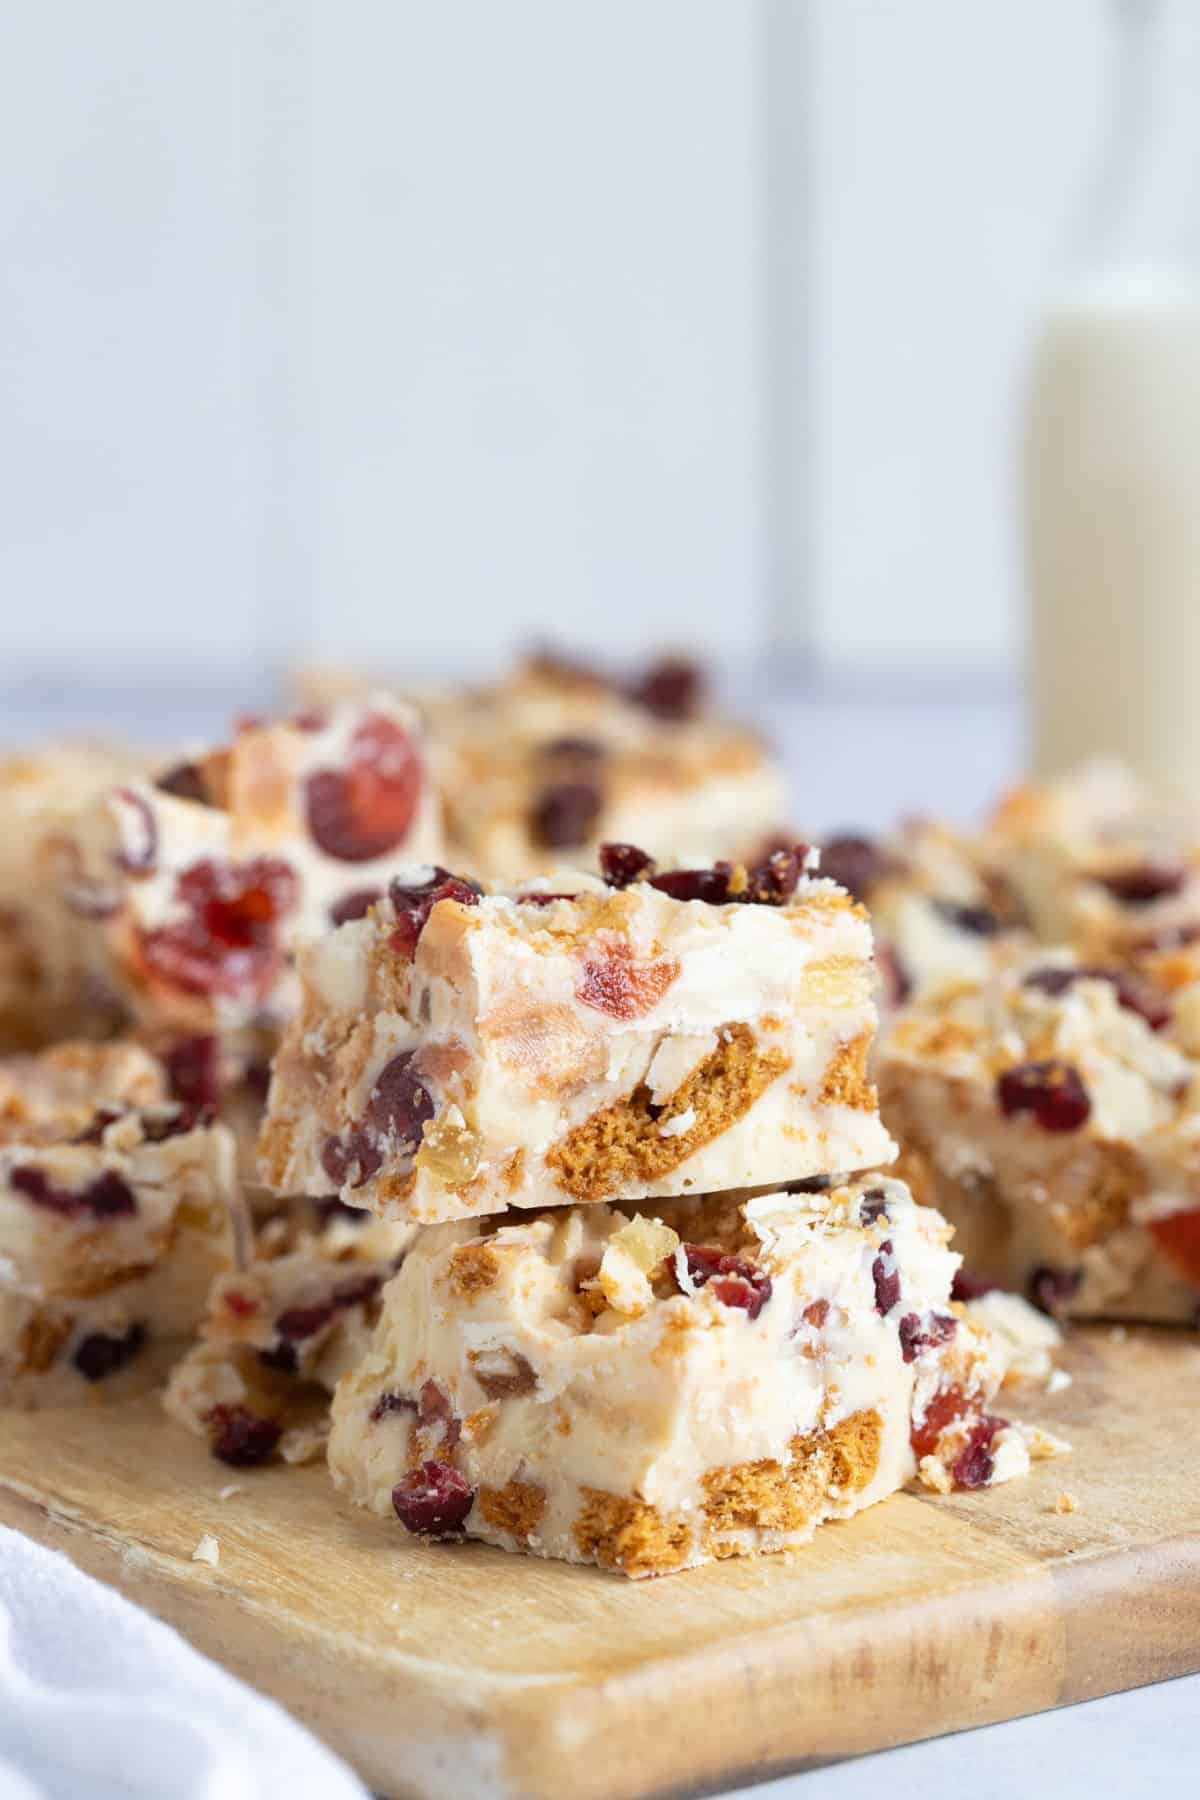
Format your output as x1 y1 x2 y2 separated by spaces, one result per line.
2 0 1198 819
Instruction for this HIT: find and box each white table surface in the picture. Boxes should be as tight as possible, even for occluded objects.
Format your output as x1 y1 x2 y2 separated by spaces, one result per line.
3 670 1196 1800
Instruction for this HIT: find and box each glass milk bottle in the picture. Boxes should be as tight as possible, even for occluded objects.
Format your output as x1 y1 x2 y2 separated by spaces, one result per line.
1026 0 1200 795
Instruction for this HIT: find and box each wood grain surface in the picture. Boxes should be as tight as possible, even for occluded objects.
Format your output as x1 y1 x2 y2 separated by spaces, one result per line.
2 1325 1199 1800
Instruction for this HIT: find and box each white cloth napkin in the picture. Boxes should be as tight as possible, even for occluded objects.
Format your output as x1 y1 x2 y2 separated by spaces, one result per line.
0 1528 369 1800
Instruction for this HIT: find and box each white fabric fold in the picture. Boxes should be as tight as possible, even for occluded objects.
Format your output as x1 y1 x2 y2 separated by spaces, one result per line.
0 1528 368 1800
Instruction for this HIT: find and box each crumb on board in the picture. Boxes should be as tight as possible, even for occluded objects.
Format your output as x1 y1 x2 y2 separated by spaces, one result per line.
1054 1491 1079 1515
1046 1368 1072 1395
192 1533 220 1568
1109 1326 1128 1344
218 1484 243 1501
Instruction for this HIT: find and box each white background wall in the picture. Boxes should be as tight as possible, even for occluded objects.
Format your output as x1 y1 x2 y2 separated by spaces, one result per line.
0 2 1172 687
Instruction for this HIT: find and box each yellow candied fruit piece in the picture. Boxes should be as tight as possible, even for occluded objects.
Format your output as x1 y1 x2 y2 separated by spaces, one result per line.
416 1106 482 1187
609 1215 680 1273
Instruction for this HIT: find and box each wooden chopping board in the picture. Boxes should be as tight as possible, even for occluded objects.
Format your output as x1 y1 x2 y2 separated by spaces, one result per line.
2 1324 1199 1800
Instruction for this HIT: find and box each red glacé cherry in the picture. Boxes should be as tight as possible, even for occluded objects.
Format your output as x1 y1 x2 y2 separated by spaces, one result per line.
306 712 422 862
995 1059 1091 1132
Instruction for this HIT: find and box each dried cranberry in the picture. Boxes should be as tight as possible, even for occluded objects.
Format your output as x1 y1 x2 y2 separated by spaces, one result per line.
365 1052 435 1153
539 735 606 761
387 867 481 959
626 656 704 721
208 1405 282 1467
156 762 211 804
951 1415 1008 1490
391 1461 475 1537
1028 1265 1083 1316
1022 965 1170 1032
370 1391 417 1422
111 788 158 875
951 1268 999 1302
648 864 733 904
816 835 887 902
140 858 297 999
305 711 422 862
138 1107 208 1143
872 1240 901 1315
897 1311 957 1363
418 1377 461 1447
72 1323 146 1382
320 1129 380 1190
11 1166 136 1219
876 942 912 1007
1096 863 1187 906
683 1244 773 1319
293 709 329 733
257 1342 299 1376
332 1273 382 1309
321 1053 434 1191
531 780 604 850
742 845 809 905
996 1060 1091 1132
859 1189 889 1225
598 842 656 888
71 1107 124 1145
932 899 999 937
275 1302 336 1342
329 887 383 926
164 1035 222 1112
515 891 578 907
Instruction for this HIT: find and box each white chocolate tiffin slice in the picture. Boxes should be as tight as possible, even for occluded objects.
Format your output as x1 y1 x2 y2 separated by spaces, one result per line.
0 1041 241 1406
879 949 1200 1324
55 694 442 1046
328 1175 1031 1579
259 852 897 1225
163 1201 415 1466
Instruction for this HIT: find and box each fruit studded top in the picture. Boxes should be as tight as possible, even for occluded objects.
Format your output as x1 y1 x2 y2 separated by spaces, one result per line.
986 757 1200 960
60 697 442 1042
258 844 898 1224
326 1174 1030 1577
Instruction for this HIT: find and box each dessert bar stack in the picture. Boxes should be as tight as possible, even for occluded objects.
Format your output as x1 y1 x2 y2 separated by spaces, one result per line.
256 841 1034 1577
298 650 790 883
0 1041 240 1404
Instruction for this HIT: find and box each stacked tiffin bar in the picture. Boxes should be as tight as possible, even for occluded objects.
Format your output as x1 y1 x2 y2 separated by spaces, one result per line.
252 841 1045 1577
0 661 1071 1584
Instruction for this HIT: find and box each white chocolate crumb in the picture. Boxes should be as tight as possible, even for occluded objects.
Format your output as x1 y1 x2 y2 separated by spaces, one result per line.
986 1425 1032 1487
658 1108 696 1139
917 1454 952 1494
192 1533 220 1568
1046 1369 1072 1395
218 1484 243 1501
1025 1424 1072 1461
1054 1491 1079 1515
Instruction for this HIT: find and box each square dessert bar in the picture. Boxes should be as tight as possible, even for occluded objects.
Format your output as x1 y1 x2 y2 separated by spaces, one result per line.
985 758 1200 961
164 1199 414 1467
259 844 897 1223
338 650 789 883
878 950 1200 1323
60 695 441 1048
817 820 1030 1010
0 1042 240 1405
328 1175 1029 1578
0 741 150 1049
